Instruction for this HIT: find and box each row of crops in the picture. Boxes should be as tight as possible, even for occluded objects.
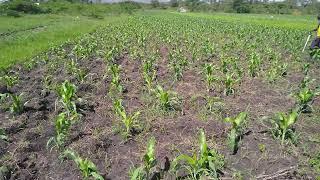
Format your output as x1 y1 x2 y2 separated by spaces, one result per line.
1 12 320 179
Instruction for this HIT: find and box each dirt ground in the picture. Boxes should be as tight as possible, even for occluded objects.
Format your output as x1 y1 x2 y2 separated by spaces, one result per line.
1 44 320 180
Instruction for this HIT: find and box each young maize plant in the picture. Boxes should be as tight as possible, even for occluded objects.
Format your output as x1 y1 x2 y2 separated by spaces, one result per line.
63 149 104 180
142 60 156 93
42 75 54 91
47 113 71 150
299 76 315 89
224 112 248 154
266 67 278 83
221 59 229 74
0 128 8 141
75 68 87 83
109 64 123 93
172 129 224 179
130 137 157 180
169 50 188 81
232 61 244 80
8 93 24 114
203 64 217 92
248 52 261 77
155 85 178 111
66 59 77 74
295 88 318 113
224 73 237 96
66 60 87 83
113 99 140 138
273 111 299 145
278 63 288 77
202 39 214 59
105 46 119 63
0 75 18 89
56 80 77 114
303 63 310 75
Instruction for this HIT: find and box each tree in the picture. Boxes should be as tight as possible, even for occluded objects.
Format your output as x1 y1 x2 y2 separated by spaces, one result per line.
232 0 250 13
151 0 160 8
170 0 179 7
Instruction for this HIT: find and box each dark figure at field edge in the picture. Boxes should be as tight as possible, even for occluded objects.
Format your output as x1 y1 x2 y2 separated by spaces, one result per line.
310 15 320 49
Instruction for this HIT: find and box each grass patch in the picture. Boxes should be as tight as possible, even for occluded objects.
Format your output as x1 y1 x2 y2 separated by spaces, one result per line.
0 14 125 69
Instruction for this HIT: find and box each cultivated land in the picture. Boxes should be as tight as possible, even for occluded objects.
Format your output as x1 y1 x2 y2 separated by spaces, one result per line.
0 11 320 180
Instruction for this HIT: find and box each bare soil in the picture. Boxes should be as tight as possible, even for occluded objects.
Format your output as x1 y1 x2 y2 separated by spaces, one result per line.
1 45 320 180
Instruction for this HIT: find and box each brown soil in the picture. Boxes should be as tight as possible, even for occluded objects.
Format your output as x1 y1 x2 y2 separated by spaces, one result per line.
1 46 320 180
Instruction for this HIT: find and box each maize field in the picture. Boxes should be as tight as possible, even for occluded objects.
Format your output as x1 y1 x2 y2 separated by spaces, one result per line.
0 12 320 179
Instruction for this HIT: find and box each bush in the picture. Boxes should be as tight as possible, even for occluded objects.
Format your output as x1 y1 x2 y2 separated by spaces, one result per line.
6 10 22 17
233 0 250 13
7 0 46 14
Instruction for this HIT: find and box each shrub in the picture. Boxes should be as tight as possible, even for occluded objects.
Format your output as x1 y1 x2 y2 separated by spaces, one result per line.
7 0 46 14
6 9 22 17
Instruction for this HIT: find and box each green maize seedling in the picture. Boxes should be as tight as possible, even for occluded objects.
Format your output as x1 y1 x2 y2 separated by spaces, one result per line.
56 80 77 113
142 60 156 93
221 59 229 74
63 149 104 180
130 137 157 180
155 85 179 111
66 60 87 83
169 50 188 81
202 39 214 58
224 73 237 96
248 52 261 77
295 88 318 113
299 76 314 89
109 64 123 93
274 111 299 145
279 63 288 76
47 113 72 150
42 75 54 91
8 93 24 114
203 63 217 92
303 63 310 75
171 62 183 81
172 129 224 179
0 128 8 141
0 75 18 89
224 112 247 154
105 46 119 63
309 152 320 173
113 99 140 138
